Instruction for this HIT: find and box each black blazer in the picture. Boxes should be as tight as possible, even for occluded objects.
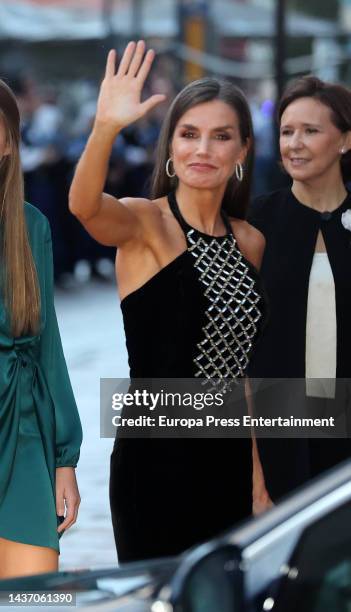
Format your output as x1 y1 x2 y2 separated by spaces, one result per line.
248 187 351 378
247 188 351 500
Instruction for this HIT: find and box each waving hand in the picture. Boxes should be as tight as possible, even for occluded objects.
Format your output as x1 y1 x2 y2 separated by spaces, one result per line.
96 40 166 132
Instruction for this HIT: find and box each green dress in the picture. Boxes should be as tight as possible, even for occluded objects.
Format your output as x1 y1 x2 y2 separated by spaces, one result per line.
0 203 82 552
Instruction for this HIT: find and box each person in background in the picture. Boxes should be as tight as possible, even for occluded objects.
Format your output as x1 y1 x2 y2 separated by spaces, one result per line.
0 79 82 578
249 76 351 503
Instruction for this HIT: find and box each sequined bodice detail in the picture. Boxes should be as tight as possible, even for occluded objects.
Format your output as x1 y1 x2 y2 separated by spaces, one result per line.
187 228 262 380
167 192 264 385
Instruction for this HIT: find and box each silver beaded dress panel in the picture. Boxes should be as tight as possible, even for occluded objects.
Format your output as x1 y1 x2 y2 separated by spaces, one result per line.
168 191 265 386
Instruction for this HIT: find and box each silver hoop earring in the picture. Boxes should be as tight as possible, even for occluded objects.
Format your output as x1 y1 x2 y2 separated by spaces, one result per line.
166 158 176 178
235 162 244 182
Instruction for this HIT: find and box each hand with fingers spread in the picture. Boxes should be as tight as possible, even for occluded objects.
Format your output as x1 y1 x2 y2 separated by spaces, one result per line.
96 40 166 133
56 467 81 535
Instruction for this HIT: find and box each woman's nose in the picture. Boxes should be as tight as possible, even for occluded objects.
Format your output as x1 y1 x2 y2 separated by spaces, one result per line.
289 132 303 149
196 137 210 155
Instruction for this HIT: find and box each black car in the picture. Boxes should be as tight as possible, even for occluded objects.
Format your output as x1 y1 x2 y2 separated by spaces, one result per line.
1 459 350 611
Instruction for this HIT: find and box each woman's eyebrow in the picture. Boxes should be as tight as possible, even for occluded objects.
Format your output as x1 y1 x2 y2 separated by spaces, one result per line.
178 123 198 129
281 122 322 129
212 125 235 131
178 123 234 130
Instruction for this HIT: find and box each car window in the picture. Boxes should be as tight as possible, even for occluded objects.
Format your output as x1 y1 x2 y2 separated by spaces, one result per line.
274 500 351 612
178 546 243 612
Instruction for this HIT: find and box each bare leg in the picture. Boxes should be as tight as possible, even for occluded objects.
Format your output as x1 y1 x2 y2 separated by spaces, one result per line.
0 537 58 579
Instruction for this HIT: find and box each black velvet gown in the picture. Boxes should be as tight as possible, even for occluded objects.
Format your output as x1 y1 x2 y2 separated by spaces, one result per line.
110 192 267 562
248 188 351 501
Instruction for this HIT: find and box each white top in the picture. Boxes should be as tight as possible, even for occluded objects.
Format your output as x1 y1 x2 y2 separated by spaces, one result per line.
305 252 336 399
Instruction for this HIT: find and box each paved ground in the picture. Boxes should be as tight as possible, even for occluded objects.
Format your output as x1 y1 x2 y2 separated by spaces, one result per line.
54 279 129 571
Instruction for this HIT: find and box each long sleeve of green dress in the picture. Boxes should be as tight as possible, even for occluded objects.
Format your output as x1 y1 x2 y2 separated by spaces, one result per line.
0 203 82 551
38 216 82 469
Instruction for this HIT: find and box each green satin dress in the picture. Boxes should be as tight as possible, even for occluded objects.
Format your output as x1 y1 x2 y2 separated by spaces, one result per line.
0 203 82 553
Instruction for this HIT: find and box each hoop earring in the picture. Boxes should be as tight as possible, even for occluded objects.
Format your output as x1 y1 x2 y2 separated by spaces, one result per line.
166 158 176 178
235 162 244 182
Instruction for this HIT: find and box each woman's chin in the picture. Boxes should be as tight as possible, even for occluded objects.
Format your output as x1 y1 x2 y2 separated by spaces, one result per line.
287 168 315 182
180 177 226 191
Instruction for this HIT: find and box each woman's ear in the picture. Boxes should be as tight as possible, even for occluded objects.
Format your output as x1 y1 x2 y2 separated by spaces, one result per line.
341 131 351 154
345 131 351 153
238 137 251 165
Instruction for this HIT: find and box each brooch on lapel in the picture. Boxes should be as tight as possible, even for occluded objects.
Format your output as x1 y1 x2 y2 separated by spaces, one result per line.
341 210 351 246
341 208 351 232
341 209 351 231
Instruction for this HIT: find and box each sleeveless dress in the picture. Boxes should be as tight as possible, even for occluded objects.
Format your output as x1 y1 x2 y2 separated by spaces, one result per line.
0 203 82 552
110 192 266 562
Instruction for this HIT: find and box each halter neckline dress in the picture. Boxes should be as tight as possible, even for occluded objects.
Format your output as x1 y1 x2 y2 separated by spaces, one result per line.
110 191 266 562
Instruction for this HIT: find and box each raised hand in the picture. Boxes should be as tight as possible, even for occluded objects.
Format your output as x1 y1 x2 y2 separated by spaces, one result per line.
95 40 166 133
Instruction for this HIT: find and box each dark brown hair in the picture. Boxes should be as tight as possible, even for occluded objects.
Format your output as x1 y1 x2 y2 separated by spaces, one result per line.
0 79 40 336
279 75 351 183
151 77 254 219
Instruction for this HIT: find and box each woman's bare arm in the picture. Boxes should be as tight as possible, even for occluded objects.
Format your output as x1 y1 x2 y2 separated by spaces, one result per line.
239 226 272 513
245 379 274 515
68 41 165 247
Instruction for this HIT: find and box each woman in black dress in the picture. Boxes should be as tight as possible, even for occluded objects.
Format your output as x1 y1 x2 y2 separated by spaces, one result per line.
69 41 267 561
249 76 351 502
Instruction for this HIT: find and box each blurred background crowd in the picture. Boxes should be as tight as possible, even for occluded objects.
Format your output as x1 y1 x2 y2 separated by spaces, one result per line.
2 0 351 286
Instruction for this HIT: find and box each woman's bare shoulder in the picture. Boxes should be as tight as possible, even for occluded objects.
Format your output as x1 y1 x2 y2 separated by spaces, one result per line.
229 218 266 270
230 217 264 241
